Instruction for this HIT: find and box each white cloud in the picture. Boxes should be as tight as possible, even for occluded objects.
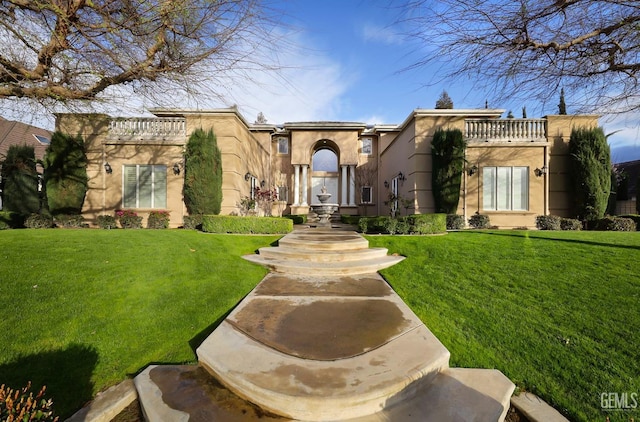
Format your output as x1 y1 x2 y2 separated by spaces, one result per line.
359 22 403 45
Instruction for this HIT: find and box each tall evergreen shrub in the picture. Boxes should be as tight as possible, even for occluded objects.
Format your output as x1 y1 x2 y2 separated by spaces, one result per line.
568 127 611 221
0 145 39 215
183 128 222 215
43 132 88 215
431 128 466 214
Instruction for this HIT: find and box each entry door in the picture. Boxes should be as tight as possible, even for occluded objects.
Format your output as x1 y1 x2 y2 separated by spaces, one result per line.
311 177 338 204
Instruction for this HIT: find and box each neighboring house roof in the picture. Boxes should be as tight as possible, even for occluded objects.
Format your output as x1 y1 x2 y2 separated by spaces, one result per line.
0 116 51 162
615 159 640 200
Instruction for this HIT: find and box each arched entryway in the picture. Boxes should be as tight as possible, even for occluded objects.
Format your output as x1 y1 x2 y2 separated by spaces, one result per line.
311 145 339 204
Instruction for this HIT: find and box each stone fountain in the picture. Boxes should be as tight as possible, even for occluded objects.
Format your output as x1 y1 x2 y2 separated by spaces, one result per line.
312 186 338 227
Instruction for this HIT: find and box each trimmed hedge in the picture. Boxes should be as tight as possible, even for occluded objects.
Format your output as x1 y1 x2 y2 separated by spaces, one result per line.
340 214 360 225
560 218 582 231
596 216 636 231
54 214 88 228
536 215 562 230
619 214 640 231
469 213 491 229
97 215 118 229
24 213 53 229
183 214 203 230
202 215 293 234
357 214 446 235
284 214 308 225
0 211 23 229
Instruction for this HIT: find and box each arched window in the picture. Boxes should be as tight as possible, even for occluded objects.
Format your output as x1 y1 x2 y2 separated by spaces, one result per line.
312 148 338 172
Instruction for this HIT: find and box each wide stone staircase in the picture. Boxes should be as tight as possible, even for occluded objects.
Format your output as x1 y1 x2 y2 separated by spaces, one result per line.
134 228 515 421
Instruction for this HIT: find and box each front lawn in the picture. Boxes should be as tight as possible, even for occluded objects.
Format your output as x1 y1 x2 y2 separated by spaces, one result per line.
1 229 638 421
0 229 278 418
369 230 640 422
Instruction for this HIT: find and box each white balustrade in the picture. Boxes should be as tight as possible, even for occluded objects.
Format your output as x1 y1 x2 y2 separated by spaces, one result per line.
109 118 186 137
465 119 547 142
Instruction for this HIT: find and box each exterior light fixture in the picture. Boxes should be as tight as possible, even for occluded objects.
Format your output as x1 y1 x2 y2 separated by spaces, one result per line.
535 166 548 177
260 180 266 188
173 163 181 175
104 162 113 174
467 164 478 176
398 172 406 181
245 172 251 181
384 180 389 188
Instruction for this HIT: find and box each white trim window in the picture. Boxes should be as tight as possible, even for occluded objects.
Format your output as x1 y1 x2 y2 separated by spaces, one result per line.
123 165 167 208
361 138 372 155
361 186 373 204
483 166 528 211
249 176 258 200
277 137 289 155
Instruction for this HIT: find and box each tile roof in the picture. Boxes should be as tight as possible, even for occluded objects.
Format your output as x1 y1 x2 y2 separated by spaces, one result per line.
0 117 51 162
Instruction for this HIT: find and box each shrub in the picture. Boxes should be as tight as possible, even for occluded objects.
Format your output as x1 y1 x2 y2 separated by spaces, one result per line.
560 218 582 231
201 215 293 234
54 214 87 228
25 213 53 229
116 209 142 229
431 128 465 214
568 127 611 221
0 211 23 229
358 218 368 233
396 219 411 235
469 213 491 229
446 214 465 230
406 214 447 234
183 214 203 230
340 214 360 225
1 145 39 216
596 216 636 231
536 215 562 230
383 217 398 235
284 214 307 225
0 382 59 422
618 214 640 231
43 132 88 216
97 215 118 229
147 210 170 229
184 128 223 215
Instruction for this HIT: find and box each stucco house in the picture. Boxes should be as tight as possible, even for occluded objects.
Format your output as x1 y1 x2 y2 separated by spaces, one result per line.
54 108 598 228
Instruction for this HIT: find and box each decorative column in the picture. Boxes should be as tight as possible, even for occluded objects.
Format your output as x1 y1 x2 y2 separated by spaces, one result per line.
349 165 356 206
293 165 300 206
340 165 348 206
301 165 308 206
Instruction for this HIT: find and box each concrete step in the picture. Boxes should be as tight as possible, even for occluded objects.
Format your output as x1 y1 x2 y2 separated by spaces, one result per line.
256 246 392 263
242 253 405 275
277 230 370 251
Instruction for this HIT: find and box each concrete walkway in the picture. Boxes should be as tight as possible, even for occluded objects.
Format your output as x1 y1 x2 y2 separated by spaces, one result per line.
133 228 515 421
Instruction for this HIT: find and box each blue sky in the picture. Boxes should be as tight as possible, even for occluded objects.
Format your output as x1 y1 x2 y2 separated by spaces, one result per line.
3 0 640 162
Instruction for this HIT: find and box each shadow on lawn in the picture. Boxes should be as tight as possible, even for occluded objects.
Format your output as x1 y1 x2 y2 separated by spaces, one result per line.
467 230 640 251
0 343 98 419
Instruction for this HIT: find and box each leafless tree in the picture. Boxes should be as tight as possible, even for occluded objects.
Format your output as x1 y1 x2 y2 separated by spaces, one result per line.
0 0 283 112
402 0 640 113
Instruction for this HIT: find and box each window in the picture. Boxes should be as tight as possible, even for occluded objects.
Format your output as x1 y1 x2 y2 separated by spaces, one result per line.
278 186 288 202
312 148 338 172
33 134 50 145
361 138 372 155
249 176 258 200
123 165 167 208
361 186 373 204
277 137 289 154
483 166 528 211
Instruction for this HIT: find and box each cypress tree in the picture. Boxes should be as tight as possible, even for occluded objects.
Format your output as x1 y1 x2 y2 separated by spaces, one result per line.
43 131 88 215
1 145 39 215
183 128 223 215
568 127 611 221
431 128 466 214
558 88 567 114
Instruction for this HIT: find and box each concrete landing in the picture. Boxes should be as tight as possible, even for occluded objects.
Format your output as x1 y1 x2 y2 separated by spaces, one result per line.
135 228 515 421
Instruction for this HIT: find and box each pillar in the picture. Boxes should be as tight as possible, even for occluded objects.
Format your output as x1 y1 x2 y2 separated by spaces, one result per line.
341 165 348 206
301 165 308 206
349 165 356 206
293 165 300 206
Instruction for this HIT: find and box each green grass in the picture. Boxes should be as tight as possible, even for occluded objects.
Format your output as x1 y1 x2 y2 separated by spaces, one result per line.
368 231 640 422
0 229 279 418
1 229 639 421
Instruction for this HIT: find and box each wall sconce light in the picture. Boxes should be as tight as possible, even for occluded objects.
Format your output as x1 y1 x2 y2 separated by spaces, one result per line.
535 165 548 177
384 180 389 188
245 172 251 181
260 180 266 188
398 172 406 181
173 162 181 175
104 162 113 174
467 164 478 176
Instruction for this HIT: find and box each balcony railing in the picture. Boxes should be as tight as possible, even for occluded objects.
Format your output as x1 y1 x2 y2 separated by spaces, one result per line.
109 117 186 137
465 118 547 142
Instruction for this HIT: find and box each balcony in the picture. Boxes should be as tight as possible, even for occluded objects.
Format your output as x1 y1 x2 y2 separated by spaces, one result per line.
465 118 547 143
108 117 186 140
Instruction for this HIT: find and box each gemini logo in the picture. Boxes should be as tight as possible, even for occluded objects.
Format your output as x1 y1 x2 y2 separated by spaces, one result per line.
601 392 638 412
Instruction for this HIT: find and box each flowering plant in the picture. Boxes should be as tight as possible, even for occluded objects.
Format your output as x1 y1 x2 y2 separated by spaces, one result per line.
115 209 142 229
254 187 278 216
